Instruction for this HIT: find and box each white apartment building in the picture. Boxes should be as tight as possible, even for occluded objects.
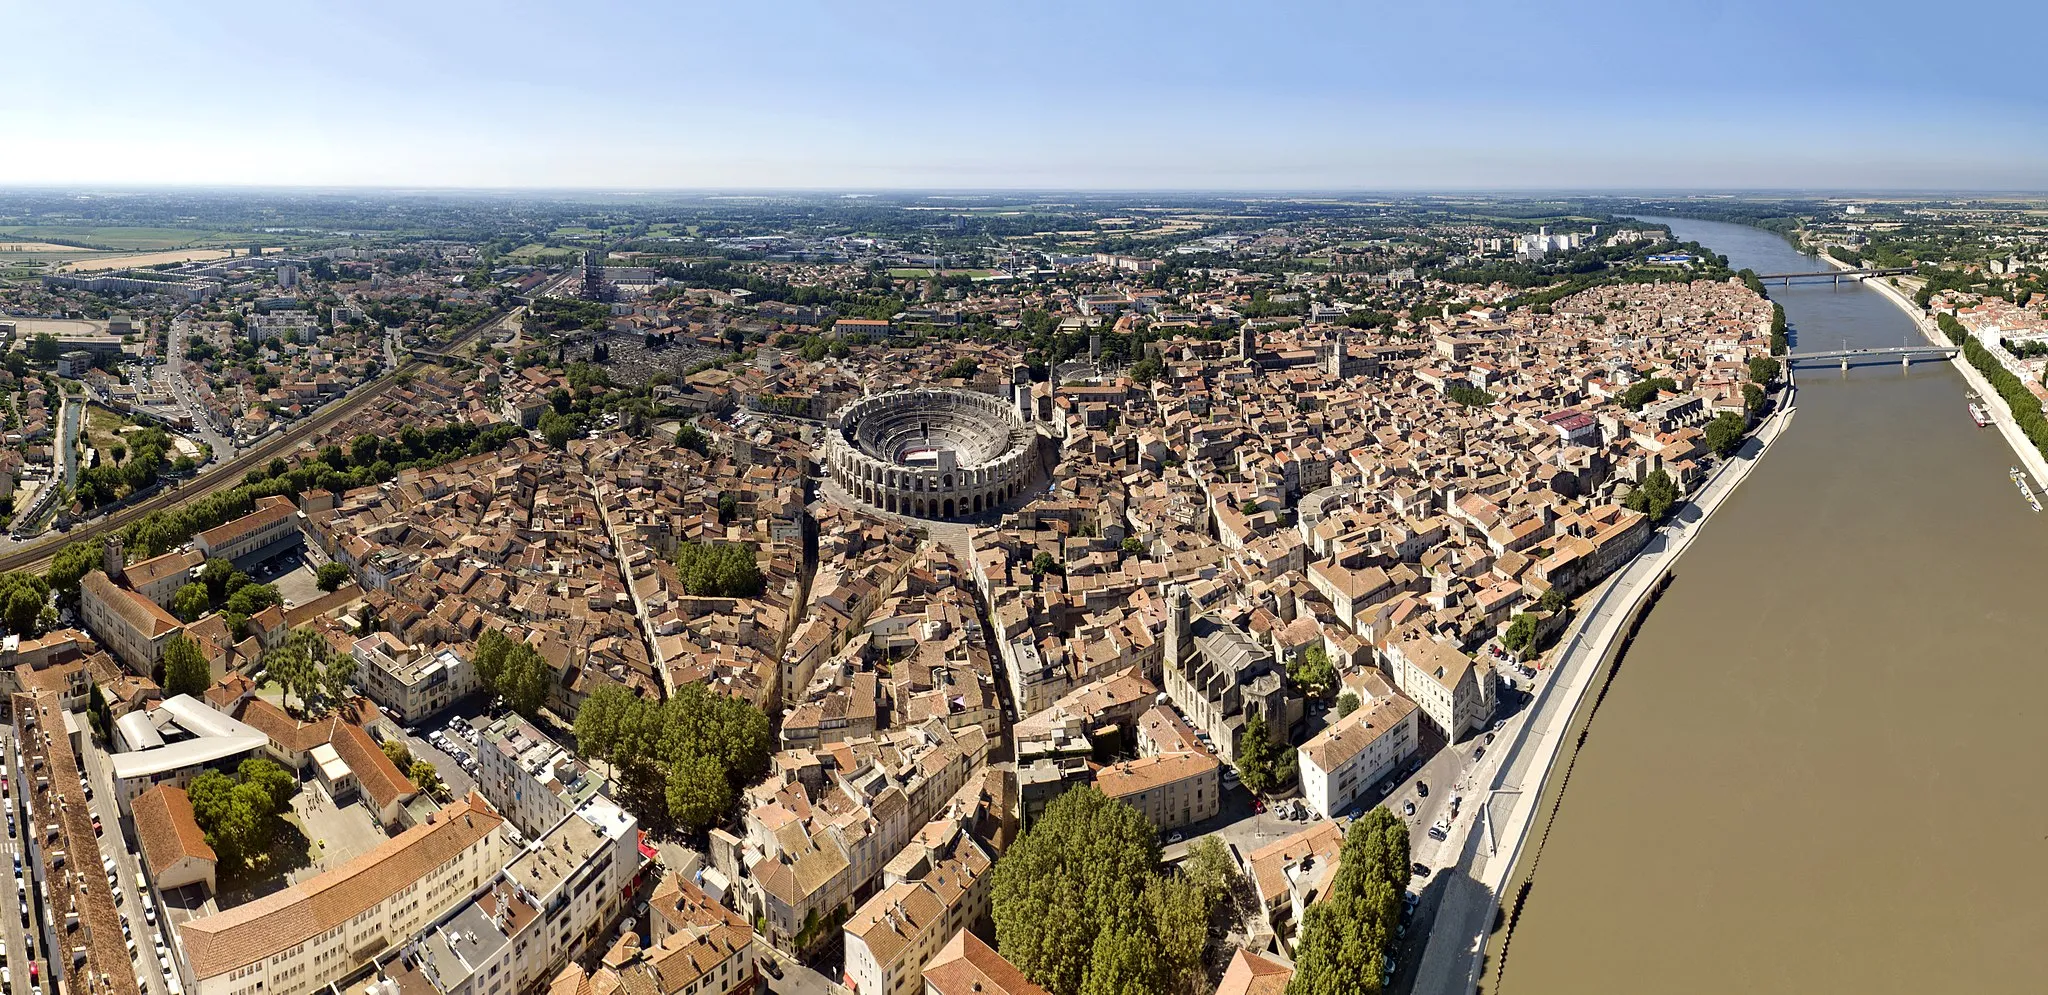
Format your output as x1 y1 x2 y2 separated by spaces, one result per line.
1296 693 1419 819
474 714 610 837
408 796 642 995
178 794 509 995
353 634 478 724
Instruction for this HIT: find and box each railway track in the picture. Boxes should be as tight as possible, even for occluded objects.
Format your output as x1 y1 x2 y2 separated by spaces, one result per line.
0 309 508 576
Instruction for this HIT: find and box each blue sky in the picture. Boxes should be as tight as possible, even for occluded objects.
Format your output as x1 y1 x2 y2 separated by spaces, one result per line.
5 0 2044 190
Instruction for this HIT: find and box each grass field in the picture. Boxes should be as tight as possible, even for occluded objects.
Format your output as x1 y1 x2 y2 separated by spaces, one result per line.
84 404 147 464
0 225 233 250
507 243 583 263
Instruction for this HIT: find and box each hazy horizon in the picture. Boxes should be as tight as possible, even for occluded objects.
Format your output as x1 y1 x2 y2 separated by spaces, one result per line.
8 0 2047 191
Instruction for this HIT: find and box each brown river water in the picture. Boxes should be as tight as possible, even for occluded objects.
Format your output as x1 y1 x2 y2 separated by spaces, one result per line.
1494 217 2048 994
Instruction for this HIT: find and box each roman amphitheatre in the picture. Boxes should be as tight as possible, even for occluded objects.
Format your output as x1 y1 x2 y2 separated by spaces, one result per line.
824 387 1041 520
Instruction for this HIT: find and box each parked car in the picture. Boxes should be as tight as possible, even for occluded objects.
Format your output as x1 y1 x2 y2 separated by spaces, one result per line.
1412 862 1432 878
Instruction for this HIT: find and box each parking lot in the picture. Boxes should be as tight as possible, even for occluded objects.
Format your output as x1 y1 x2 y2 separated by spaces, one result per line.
242 545 326 611
396 708 489 802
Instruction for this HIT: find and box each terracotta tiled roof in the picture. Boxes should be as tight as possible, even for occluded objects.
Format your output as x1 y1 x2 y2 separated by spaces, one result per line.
131 785 216 875
921 930 1047 995
178 793 502 981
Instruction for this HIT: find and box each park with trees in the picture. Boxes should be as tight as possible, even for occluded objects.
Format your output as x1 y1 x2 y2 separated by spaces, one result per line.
989 787 1245 995
570 681 771 839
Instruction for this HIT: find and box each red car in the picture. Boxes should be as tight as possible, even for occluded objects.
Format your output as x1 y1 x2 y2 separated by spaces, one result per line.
1253 799 1266 814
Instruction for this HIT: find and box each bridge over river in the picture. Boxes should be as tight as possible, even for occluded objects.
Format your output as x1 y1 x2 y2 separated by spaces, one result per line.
1754 265 1914 286
1785 344 1957 369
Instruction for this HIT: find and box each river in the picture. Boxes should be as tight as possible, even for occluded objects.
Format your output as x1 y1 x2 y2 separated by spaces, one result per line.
1493 217 2048 994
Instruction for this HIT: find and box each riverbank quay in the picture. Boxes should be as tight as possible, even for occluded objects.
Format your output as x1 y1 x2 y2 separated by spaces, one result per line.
1817 252 2048 490
1408 384 1798 995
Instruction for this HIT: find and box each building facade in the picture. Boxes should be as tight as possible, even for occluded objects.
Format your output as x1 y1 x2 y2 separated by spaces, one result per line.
1296 694 1419 819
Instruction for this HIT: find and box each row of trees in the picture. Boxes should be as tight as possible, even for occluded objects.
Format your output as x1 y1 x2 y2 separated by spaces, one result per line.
1287 809 1412 995
262 627 356 714
572 682 771 838
1942 312 2048 459
989 787 1239 995
44 417 528 601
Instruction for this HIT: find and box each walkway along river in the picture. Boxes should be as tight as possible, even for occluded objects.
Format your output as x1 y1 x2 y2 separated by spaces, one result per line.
1481 217 2048 994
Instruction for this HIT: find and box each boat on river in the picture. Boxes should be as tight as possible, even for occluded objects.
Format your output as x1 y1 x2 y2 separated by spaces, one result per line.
2012 467 2041 512
1970 402 1992 427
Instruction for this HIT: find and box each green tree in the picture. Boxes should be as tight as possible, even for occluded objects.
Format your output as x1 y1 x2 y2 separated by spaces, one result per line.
1288 644 1336 697
381 737 413 770
989 787 1161 995
323 650 357 702
672 542 765 597
1623 469 1679 522
539 410 577 449
409 760 444 797
1746 356 1781 385
1119 536 1144 557
1288 809 1411 995
1704 411 1746 458
1236 714 1276 795
186 771 243 867
1446 384 1494 407
1029 551 1062 578
170 581 212 622
224 582 280 616
1618 376 1678 410
1502 613 1538 654
571 682 771 838
0 572 51 637
237 757 295 811
163 634 211 698
1128 355 1164 384
1742 382 1766 414
1336 691 1361 718
315 561 350 592
199 558 237 601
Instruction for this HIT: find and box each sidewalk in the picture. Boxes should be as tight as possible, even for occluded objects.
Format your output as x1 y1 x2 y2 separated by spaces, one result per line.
1410 390 1797 995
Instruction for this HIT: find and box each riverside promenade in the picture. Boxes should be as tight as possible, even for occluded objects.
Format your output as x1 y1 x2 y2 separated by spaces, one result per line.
1410 386 1798 995
1823 254 2048 490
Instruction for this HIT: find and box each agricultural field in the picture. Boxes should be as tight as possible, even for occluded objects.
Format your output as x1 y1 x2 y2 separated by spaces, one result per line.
0 225 234 250
59 248 237 272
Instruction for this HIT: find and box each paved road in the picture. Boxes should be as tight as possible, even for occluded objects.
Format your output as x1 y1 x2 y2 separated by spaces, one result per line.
1406 393 1798 995
756 942 848 995
76 728 174 995
3 736 38 995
